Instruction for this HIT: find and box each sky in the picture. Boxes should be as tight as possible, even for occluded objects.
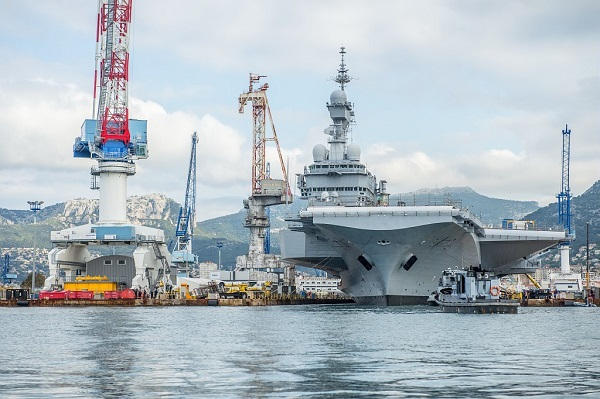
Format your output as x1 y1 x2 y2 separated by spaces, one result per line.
0 0 599 220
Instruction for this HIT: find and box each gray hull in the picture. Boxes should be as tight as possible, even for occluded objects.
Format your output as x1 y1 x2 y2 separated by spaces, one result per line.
281 205 566 305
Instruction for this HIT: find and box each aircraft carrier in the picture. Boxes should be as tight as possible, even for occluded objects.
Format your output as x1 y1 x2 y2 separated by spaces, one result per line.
279 48 567 305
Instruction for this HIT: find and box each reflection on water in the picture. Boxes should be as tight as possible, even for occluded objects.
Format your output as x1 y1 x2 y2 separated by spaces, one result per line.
1 305 599 397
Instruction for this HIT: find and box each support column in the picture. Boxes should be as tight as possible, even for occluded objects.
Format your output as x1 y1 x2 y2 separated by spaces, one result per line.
96 161 135 224
560 245 570 274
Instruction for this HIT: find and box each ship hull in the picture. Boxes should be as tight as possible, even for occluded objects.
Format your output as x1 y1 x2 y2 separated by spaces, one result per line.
352 295 427 305
323 222 480 300
281 206 566 305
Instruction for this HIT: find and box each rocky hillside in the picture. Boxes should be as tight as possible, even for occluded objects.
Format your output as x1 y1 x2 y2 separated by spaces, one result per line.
0 186 559 280
0 193 180 227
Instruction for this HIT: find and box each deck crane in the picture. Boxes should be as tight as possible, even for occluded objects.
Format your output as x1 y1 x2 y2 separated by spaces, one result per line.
557 124 573 274
172 132 199 277
238 74 292 268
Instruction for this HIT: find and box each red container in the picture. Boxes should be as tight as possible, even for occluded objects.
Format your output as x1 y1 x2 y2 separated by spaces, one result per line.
119 289 136 299
39 290 68 300
79 291 94 300
104 291 119 299
67 291 94 300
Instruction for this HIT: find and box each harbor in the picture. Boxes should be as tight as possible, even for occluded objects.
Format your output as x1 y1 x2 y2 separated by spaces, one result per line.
0 296 353 307
1 1 600 397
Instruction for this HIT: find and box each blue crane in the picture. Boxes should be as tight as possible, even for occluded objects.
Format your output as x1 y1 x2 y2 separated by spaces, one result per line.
172 132 198 275
557 124 572 236
2 253 17 285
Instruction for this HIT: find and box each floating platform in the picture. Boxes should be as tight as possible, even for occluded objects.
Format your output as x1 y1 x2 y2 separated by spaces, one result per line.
0 297 354 307
435 299 520 314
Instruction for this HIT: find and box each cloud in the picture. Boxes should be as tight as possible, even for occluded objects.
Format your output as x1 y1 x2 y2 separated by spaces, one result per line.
0 77 252 217
2 0 600 213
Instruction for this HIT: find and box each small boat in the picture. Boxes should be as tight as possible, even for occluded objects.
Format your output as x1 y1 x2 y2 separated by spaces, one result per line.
430 267 519 314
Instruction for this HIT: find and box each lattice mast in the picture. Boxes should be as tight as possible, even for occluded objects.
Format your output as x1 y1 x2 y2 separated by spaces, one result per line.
238 74 291 198
93 0 132 146
557 124 572 235
175 132 198 254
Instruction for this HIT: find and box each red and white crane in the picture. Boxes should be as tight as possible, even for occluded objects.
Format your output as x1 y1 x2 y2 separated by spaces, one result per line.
93 0 132 146
238 75 292 264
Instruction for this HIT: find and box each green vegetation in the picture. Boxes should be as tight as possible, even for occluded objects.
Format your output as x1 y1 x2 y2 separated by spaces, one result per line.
525 180 600 249
20 272 47 289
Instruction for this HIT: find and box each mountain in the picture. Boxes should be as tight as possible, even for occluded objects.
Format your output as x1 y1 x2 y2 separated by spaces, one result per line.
524 180 600 249
0 186 547 279
392 186 539 226
0 194 180 248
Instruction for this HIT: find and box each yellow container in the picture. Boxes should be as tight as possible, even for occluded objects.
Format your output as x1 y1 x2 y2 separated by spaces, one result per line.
64 280 117 294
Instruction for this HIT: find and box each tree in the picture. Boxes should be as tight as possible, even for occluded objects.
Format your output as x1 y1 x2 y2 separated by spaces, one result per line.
20 272 46 289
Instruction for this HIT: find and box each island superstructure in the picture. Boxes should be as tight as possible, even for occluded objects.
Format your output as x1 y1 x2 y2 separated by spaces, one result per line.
280 48 568 305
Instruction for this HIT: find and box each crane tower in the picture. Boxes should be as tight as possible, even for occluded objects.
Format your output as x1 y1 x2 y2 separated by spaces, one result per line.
238 75 292 269
172 132 199 277
44 0 172 294
557 124 573 275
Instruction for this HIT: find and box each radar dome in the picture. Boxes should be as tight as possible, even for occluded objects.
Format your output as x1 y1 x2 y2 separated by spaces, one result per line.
330 89 347 104
312 144 328 162
346 143 361 161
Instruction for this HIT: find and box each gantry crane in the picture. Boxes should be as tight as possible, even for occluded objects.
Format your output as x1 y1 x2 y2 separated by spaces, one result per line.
172 132 199 276
238 75 292 264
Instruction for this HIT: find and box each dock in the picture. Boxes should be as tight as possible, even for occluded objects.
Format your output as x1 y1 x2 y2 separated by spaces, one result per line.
0 297 354 307
522 298 599 307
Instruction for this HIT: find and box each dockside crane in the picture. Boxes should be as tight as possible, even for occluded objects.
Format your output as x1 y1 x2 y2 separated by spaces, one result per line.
2 254 14 285
172 132 199 277
238 75 292 262
557 124 573 274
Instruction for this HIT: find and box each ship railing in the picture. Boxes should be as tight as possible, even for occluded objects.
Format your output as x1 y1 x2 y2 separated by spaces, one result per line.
482 232 566 241
485 224 566 232
389 195 464 209
299 209 459 218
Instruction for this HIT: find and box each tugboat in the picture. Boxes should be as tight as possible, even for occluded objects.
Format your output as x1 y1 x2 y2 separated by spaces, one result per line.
429 267 519 314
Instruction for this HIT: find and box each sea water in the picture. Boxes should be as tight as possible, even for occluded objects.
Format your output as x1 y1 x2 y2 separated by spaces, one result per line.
0 305 599 398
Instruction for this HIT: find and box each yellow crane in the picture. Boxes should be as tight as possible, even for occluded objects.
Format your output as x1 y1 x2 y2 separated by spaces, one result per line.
524 273 542 289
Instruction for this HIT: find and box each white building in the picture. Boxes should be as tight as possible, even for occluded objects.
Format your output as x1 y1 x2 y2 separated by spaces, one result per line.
296 275 343 296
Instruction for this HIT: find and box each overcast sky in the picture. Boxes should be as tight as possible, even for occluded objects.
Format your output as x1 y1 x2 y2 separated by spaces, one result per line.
1 0 599 220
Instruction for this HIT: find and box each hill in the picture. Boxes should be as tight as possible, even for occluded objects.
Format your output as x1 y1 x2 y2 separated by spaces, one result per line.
0 186 546 279
392 187 539 226
524 180 600 249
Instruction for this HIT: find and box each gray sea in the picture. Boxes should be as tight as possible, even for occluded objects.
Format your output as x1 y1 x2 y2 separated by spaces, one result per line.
0 305 599 398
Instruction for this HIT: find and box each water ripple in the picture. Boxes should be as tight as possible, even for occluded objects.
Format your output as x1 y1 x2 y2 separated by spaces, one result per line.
1 305 599 397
